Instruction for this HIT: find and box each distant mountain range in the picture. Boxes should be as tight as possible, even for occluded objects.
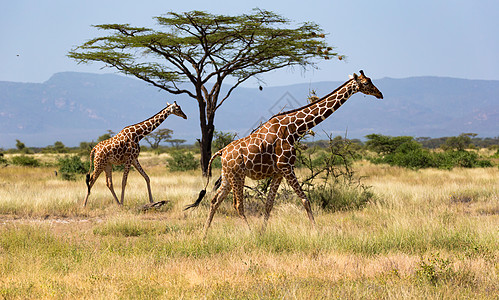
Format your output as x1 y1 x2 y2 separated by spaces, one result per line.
1 72 498 149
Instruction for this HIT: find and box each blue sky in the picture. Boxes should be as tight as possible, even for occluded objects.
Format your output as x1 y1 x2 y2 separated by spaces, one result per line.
1 0 498 86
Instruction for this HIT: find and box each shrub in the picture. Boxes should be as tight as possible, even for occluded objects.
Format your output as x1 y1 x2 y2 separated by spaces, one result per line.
10 155 40 167
166 151 198 171
434 150 492 169
58 155 89 181
307 183 374 212
378 141 436 169
292 134 374 213
0 153 7 165
415 252 455 286
368 136 493 170
365 134 414 155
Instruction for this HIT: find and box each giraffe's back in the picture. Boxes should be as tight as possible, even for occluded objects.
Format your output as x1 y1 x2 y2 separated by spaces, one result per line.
93 135 140 165
220 129 295 180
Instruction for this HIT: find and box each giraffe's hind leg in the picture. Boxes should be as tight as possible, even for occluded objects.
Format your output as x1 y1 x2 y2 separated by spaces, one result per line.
104 165 121 206
132 159 153 203
83 167 104 207
282 168 316 228
203 175 231 238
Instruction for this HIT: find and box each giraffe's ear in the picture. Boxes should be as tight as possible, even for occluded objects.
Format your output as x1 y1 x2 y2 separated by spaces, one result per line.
349 74 354 80
166 102 171 106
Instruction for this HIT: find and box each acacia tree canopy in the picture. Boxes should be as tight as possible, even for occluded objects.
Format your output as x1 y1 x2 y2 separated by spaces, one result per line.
68 9 340 175
143 128 173 149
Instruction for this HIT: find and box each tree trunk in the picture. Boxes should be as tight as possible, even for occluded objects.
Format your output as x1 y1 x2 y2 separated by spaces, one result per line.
197 94 215 177
199 123 214 176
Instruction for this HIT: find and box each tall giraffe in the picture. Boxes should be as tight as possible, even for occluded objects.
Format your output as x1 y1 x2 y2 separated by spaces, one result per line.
83 101 187 207
185 70 383 236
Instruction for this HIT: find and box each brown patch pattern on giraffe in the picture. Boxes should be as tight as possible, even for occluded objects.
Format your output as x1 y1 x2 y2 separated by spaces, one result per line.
83 101 187 207
186 70 383 237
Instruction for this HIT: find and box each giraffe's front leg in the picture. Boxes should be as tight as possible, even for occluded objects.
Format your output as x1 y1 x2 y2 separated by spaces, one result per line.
120 163 131 205
132 159 153 203
282 168 316 228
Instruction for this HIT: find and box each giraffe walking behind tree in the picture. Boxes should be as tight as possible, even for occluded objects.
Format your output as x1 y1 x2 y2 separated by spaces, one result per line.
83 101 187 207
185 71 383 237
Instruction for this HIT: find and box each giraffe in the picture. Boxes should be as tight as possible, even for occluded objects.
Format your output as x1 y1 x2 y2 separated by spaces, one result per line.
185 70 383 236
83 101 187 207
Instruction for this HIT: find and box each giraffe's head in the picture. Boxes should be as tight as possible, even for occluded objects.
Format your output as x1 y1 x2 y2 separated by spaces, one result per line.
352 70 383 99
167 101 187 119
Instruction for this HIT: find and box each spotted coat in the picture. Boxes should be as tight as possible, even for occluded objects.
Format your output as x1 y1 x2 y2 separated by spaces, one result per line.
196 71 383 236
83 102 187 206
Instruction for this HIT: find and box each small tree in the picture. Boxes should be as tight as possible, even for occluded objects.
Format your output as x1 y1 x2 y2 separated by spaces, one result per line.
143 128 173 149
442 133 475 151
15 140 26 151
69 9 341 175
167 139 186 148
53 141 68 153
365 134 414 155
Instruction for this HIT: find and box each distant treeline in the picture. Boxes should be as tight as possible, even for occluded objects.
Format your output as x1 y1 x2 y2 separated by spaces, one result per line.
305 133 499 150
1 133 498 155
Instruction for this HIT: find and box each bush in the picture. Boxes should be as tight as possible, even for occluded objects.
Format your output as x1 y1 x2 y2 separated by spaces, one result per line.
58 155 89 180
415 252 455 286
386 150 436 169
370 140 436 169
434 150 492 169
307 183 374 212
368 135 493 170
365 134 414 155
0 154 7 165
10 155 40 167
166 151 198 171
387 141 432 168
293 134 374 213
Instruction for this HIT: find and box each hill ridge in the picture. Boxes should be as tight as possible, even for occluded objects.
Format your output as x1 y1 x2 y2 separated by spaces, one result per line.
1 72 498 148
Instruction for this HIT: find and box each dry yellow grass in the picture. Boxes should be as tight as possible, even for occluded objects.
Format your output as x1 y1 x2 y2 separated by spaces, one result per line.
0 154 497 299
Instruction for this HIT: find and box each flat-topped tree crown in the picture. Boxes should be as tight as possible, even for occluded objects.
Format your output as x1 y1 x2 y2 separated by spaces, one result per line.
68 9 342 176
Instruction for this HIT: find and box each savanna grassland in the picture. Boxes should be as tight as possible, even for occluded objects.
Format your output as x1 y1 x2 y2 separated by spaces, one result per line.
0 152 498 299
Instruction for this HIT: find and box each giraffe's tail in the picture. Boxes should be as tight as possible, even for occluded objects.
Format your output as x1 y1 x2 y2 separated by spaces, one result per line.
86 147 96 193
184 149 223 211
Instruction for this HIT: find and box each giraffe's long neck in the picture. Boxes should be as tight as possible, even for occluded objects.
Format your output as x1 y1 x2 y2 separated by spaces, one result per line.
126 106 171 142
291 79 359 138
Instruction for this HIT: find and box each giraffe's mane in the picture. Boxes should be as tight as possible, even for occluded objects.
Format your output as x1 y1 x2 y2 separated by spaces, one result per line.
127 105 170 128
270 78 354 119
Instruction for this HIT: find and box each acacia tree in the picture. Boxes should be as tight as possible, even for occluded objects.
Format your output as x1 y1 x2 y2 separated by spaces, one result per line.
69 9 340 175
143 128 173 149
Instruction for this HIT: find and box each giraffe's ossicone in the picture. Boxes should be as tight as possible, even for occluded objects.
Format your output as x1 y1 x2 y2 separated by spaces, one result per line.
83 101 187 207
185 70 383 237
